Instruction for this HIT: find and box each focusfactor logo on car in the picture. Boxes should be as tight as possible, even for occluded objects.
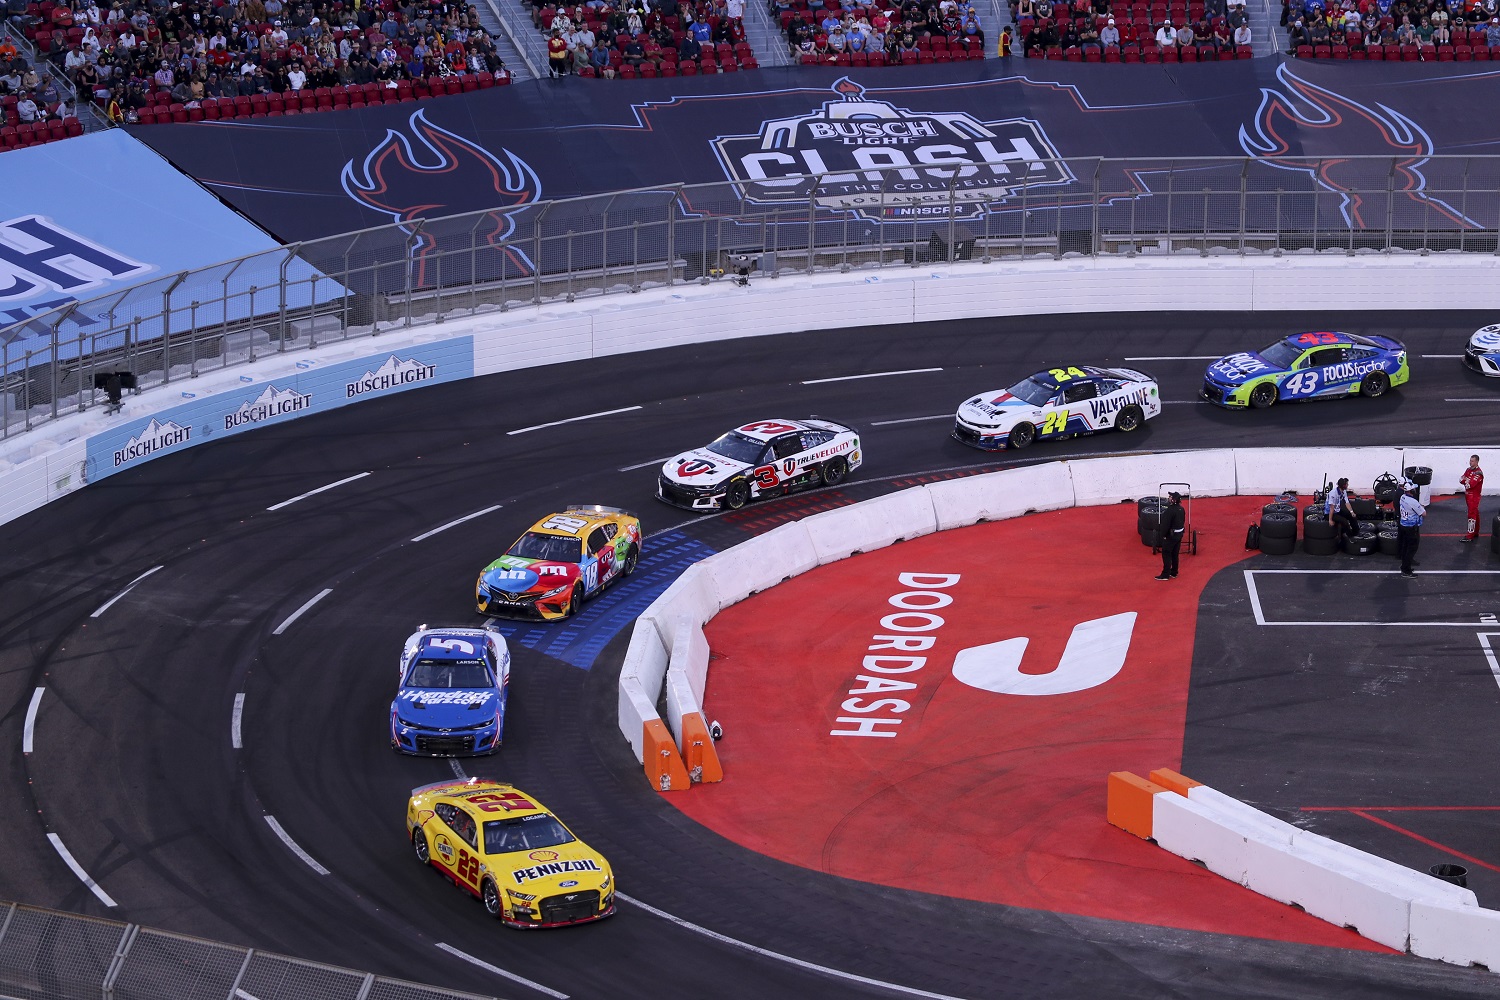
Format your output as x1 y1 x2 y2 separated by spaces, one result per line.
712 77 1071 222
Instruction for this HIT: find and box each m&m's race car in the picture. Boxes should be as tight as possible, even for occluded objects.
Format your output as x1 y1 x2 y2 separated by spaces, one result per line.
475 507 641 619
953 365 1160 450
1201 331 1409 408
1464 323 1500 377
656 418 861 511
390 625 509 757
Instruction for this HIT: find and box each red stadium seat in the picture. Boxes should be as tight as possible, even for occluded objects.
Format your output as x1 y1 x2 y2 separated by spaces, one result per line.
1474 45 1491 59
1366 43 1384 58
1312 42 1330 57
1161 43 1179 60
1142 45 1160 60
477 71 495 87
1296 43 1313 58
1180 43 1197 59
1331 42 1349 57
63 116 82 137
1455 43 1473 59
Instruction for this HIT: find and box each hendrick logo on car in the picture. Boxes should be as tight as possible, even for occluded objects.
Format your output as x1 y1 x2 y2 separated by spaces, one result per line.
225 385 312 430
346 355 437 398
712 77 1070 222
113 418 191 467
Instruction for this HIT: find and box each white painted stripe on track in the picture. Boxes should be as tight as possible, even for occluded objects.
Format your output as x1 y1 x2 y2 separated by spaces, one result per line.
1477 633 1500 693
618 455 674 472
272 588 332 635
802 367 942 385
1162 400 1208 405
411 504 503 542
1424 354 1464 358
22 687 43 754
266 472 371 511
1124 355 1222 360
47 832 117 907
263 816 331 875
234 990 265 1000
90 565 164 618
231 693 245 749
435 943 569 999
617 892 968 1000
1446 398 1500 403
507 405 641 435
870 414 950 426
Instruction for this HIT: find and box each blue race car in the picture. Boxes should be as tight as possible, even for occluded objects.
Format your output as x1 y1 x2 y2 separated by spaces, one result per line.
390 626 510 757
1200 331 1410 409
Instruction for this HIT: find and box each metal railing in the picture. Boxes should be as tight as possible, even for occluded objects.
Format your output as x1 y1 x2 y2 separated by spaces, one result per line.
4 153 1499 440
0 900 504 1000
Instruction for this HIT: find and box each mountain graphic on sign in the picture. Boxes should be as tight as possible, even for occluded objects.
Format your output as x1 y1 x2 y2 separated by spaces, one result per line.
124 418 190 449
234 385 309 416
360 355 427 381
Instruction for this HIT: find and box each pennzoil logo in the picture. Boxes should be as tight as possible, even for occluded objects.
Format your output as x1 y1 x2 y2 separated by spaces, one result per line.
712 78 1071 222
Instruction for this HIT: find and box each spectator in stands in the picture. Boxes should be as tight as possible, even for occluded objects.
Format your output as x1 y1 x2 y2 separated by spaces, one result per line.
680 28 702 59
1099 15 1120 44
1155 17 1177 43
621 33 646 65
1395 13 1417 39
16 92 39 123
589 41 613 75
1308 14 1332 40
1078 16 1100 49
1234 20 1252 45
286 60 306 89
1489 14 1500 42
1176 19 1195 43
1288 16 1310 42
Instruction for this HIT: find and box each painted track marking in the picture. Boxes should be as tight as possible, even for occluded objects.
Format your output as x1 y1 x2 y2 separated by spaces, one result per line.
1477 633 1500 693
273 588 333 635
266 472 371 511
234 990 264 1000
802 367 942 385
617 892 967 1000
412 504 503 542
1423 354 1464 358
507 405 641 436
435 943 568 999
1446 398 1500 403
263 816 330 875
231 693 245 749
618 455 674 472
1123 355 1221 360
1245 569 1500 626
90 565 164 618
47 833 117 907
22 687 43 754
871 414 950 426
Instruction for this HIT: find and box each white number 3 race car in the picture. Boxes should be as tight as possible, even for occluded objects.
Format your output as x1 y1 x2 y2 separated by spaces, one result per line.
657 418 862 511
953 365 1161 450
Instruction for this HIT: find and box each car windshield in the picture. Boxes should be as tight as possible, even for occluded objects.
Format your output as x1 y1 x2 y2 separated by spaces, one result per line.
703 432 766 464
484 814 578 854
507 532 582 563
405 658 492 689
1257 340 1304 368
1005 377 1055 406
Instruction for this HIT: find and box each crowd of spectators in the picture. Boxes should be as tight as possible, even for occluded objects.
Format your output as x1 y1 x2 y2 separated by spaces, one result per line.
1015 0 1253 60
1 27 83 146
1281 0 1500 57
777 0 986 66
529 1 758 79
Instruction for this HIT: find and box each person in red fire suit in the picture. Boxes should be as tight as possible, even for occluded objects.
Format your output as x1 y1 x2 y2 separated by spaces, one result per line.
1460 454 1484 542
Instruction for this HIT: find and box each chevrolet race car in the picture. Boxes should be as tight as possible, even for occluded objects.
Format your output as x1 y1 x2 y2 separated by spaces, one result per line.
476 507 641 620
952 365 1160 450
390 626 510 757
408 777 615 929
1465 323 1500 376
1201 331 1409 408
657 418 862 511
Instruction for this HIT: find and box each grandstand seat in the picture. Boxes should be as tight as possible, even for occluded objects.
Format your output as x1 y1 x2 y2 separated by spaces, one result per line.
1383 43 1400 59
1400 43 1418 59
1366 43 1384 58
1161 44 1179 60
187 105 203 122
1085 46 1101 60
1296 43 1313 58
1142 45 1160 60
15 122 36 145
1180 44 1197 59
1312 43 1329 57
1123 43 1141 60
477 71 495 88
250 94 268 115
0 126 15 150
1455 43 1473 59
1331 42 1348 58
619 63 637 77
640 62 657 76
267 94 284 114
462 74 479 92
1475 45 1491 60
413 78 430 99
63 117 81 137
721 57 739 70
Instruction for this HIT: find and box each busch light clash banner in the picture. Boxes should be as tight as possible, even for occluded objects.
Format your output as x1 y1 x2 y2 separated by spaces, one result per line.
130 60 1500 280
84 336 472 481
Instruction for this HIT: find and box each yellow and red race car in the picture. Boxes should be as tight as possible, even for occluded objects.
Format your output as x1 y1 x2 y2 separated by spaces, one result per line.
475 506 641 620
407 777 616 928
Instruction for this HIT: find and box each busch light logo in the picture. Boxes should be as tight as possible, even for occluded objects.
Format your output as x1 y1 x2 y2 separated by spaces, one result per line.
113 418 191 467
225 385 311 430
712 78 1071 221
0 215 153 304
346 355 437 398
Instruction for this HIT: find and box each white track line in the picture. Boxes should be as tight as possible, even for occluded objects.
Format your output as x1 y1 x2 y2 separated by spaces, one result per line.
231 693 245 749
435 943 568 999
617 892 966 1000
90 565 164 618
46 833 117 907
22 687 43 754
870 414 950 426
263 816 330 875
266 472 371 511
507 405 641 436
1446 398 1500 403
1477 633 1500 693
1123 355 1221 360
618 455 674 472
802 367 942 385
1423 354 1464 358
235 990 265 1000
272 588 332 635
412 504 503 542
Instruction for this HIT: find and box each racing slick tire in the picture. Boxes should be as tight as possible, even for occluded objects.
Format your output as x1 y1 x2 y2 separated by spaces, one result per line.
1260 511 1297 539
1258 533 1296 556
1378 528 1401 556
1263 502 1297 517
1008 422 1036 449
567 583 584 617
1140 527 1160 548
723 479 750 510
821 456 849 487
413 827 430 865
1138 497 1163 515
1303 516 1337 541
1302 535 1339 556
481 877 504 919
622 544 638 577
1114 405 1145 433
1347 531 1379 555
1360 371 1391 398
1249 382 1279 409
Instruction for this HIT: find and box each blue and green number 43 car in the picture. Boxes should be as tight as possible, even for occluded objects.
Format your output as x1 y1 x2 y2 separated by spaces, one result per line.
1201 332 1409 409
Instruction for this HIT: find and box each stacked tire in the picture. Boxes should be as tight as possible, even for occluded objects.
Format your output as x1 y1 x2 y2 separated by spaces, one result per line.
1138 497 1162 548
1302 504 1338 555
1379 526 1401 556
1491 514 1500 555
1259 503 1297 555
1347 520 1379 555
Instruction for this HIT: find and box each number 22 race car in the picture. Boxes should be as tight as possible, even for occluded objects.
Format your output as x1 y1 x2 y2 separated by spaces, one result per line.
475 507 641 619
1201 331 1409 408
952 365 1160 450
657 418 862 511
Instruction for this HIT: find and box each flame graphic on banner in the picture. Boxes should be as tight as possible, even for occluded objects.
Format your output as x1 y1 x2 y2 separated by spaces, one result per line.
1238 64 1479 230
341 109 541 280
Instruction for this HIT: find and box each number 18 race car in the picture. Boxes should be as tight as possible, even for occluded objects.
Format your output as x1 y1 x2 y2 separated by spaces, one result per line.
1201 331 1409 408
390 626 510 757
408 777 615 928
953 365 1160 450
475 507 641 619
657 418 862 511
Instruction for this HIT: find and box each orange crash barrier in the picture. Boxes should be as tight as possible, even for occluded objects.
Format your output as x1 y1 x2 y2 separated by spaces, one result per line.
1106 770 1170 841
644 719 691 792
681 712 723 784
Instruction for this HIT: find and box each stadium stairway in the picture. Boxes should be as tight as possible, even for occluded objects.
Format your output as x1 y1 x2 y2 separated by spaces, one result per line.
743 1 794 67
1248 0 1281 55
478 0 545 79
980 0 1010 56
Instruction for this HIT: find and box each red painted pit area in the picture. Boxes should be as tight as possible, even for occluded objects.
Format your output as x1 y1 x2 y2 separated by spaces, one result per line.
673 495 1389 953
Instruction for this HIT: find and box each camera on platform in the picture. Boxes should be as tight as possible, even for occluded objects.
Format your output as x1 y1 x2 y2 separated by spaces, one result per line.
93 371 137 413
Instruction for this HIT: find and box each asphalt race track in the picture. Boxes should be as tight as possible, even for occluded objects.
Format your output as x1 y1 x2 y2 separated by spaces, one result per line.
3 310 1500 1000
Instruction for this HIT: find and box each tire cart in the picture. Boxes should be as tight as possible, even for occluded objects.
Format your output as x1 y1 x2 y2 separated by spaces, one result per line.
1140 481 1197 556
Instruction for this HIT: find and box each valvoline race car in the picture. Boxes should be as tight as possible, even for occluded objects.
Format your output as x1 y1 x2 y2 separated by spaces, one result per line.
408 777 615 929
657 418 861 511
390 626 510 757
1464 323 1500 377
1201 331 1409 409
952 365 1160 450
476 507 641 620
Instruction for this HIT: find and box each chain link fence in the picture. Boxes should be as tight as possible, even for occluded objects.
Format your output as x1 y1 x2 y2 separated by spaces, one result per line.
4 154 1498 440
0 901 504 1000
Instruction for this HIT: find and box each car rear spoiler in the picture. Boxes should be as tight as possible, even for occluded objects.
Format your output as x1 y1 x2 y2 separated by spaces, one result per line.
564 504 640 520
804 415 860 434
411 777 493 796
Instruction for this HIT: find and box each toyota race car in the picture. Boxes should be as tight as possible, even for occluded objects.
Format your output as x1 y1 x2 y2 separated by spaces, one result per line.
1201 331 1409 408
476 507 641 619
657 418 862 511
408 777 615 929
952 365 1161 450
390 626 510 757
1465 323 1500 376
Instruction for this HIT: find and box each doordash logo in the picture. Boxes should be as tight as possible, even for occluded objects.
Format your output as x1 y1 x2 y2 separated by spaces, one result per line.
952 612 1137 696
